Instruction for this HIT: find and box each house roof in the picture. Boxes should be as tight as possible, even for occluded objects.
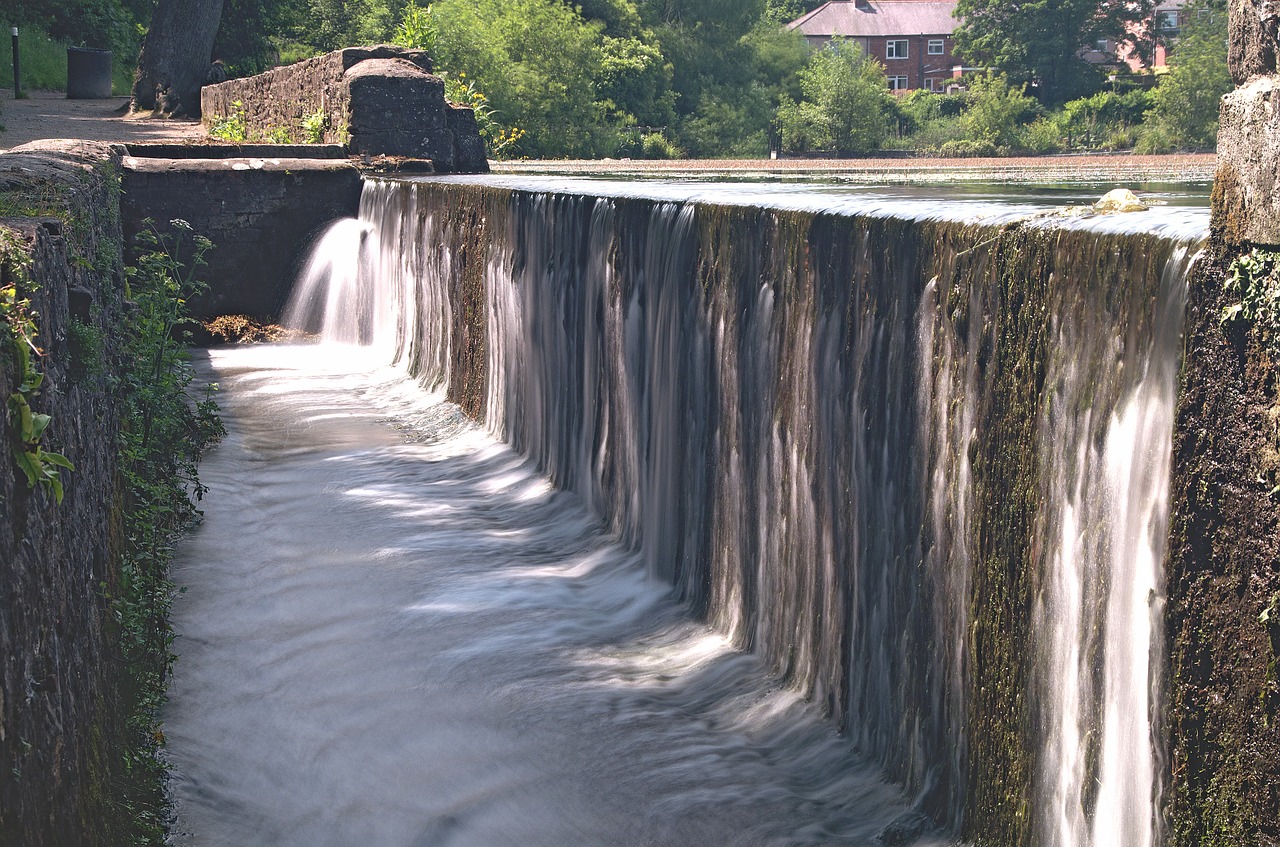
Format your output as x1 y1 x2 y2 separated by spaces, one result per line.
788 1 960 38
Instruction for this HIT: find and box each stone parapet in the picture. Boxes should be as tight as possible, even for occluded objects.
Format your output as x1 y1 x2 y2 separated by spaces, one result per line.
201 46 488 173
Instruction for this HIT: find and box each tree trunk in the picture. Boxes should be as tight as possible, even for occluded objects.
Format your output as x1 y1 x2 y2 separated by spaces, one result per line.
131 0 225 117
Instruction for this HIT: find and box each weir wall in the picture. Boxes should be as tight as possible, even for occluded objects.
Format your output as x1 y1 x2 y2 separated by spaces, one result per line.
0 142 130 846
341 179 1203 846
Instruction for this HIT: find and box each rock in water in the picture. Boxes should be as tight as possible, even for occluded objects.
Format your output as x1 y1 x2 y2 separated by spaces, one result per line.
1095 188 1148 213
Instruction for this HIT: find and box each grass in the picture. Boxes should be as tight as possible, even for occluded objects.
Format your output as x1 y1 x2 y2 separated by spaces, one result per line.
0 29 135 96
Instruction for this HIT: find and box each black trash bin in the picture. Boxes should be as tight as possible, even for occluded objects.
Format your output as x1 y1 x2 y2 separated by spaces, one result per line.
66 47 112 99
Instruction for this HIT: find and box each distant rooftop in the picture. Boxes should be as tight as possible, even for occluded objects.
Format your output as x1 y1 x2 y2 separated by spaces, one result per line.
788 0 960 38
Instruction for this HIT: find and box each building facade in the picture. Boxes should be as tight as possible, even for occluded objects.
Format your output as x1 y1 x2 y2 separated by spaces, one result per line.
787 0 961 92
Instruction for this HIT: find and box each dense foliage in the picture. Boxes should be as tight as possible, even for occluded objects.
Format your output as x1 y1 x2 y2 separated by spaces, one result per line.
953 0 1154 105
117 219 225 841
0 0 1234 158
776 39 891 154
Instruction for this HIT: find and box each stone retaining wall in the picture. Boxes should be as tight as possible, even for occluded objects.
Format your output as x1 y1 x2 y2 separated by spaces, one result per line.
1164 0 1280 842
201 46 488 173
0 141 129 847
120 153 362 320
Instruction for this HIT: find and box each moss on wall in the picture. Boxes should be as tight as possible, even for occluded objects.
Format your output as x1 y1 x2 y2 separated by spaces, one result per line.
1166 239 1280 846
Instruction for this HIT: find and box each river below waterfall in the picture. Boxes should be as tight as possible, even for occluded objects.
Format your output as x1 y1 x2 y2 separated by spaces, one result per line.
165 344 946 847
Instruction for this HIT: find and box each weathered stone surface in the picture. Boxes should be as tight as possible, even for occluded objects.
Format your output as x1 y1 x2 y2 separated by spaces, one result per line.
202 51 350 146
1229 0 1279 84
0 141 129 847
120 155 363 319
339 44 433 73
1214 75 1280 245
201 46 488 173
125 142 347 159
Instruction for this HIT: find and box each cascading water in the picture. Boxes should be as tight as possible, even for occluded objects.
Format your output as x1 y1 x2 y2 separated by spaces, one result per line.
280 177 1206 845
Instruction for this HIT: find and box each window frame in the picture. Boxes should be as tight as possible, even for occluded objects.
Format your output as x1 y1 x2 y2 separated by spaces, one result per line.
887 74 911 91
927 39 944 55
886 39 910 60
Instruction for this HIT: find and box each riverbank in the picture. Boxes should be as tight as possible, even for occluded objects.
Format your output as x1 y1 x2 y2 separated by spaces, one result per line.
493 152 1217 184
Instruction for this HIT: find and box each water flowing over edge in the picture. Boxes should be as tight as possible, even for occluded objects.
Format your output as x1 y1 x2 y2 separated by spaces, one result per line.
284 178 1201 846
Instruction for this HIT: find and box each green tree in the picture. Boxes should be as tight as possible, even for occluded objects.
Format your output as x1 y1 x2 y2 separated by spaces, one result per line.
777 39 891 153
1139 0 1230 151
597 35 676 128
954 0 1154 105
432 0 613 157
961 71 1038 149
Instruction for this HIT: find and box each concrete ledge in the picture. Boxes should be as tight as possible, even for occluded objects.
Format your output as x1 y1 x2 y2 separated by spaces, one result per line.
124 143 348 159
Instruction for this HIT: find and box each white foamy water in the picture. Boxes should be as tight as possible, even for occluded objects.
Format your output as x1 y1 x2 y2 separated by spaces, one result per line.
165 344 944 847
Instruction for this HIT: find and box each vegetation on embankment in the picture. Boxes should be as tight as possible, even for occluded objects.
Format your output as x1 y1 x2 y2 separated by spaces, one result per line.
0 142 221 845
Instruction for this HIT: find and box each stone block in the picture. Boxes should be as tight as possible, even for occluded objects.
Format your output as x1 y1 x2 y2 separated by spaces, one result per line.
1229 0 1279 84
1214 75 1280 244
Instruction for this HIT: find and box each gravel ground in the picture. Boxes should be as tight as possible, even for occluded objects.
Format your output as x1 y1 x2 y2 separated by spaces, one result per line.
0 89 205 151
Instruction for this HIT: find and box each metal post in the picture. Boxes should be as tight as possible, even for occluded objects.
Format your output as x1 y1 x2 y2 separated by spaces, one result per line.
11 27 19 99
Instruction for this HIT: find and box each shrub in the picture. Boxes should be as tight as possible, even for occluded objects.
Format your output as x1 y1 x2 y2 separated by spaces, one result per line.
301 108 327 144
394 3 439 54
934 138 1001 158
640 131 682 159
1020 117 1062 154
209 101 248 141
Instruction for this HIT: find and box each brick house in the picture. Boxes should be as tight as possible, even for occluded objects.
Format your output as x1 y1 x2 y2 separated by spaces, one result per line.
787 0 961 92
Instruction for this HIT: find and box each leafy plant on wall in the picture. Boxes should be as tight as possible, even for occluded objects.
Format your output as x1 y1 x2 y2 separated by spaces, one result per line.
0 228 73 503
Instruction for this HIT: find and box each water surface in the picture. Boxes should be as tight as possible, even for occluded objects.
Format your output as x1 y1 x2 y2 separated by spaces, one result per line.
166 345 945 847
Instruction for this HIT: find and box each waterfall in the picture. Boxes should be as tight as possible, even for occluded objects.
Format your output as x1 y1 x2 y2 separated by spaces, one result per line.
284 177 1204 845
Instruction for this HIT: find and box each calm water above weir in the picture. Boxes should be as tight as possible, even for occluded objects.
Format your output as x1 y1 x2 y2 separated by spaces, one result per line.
166 179 1207 846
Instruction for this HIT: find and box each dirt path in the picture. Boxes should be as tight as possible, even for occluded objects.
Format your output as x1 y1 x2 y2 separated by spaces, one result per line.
0 89 205 151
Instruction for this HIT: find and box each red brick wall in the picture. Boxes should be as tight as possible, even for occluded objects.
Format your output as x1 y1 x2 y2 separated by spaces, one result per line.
865 34 957 90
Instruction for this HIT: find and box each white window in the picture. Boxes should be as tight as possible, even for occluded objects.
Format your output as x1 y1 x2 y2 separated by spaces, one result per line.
886 40 909 59
924 77 937 91
928 39 944 55
1159 10 1180 31
1095 38 1110 52
887 75 910 91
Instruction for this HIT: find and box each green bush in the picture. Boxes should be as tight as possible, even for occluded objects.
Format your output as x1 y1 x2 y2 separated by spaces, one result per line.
1020 117 1062 153
640 131 682 159
393 3 439 54
209 101 248 141
934 138 1002 158
961 72 1038 149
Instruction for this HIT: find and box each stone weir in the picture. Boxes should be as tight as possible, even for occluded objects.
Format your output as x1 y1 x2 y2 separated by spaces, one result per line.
293 177 1207 847
200 45 488 174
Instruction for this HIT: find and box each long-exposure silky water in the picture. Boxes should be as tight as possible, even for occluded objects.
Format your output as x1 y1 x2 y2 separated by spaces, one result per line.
271 177 1207 845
